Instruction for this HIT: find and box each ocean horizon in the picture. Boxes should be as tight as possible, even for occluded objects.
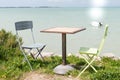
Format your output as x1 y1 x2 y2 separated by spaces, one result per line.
0 7 120 56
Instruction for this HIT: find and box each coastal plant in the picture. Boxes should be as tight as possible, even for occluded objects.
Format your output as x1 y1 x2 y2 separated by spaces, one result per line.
0 29 21 60
0 29 18 48
0 29 23 79
90 69 120 80
90 57 120 80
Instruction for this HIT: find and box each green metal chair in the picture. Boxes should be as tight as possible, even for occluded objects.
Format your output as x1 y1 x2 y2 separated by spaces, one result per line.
77 25 108 77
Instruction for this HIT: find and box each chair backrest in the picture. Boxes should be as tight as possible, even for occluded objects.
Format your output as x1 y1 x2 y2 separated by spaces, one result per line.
15 21 35 43
15 21 33 31
97 25 108 55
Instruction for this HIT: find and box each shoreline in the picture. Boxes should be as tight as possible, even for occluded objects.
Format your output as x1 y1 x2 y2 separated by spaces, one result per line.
40 52 120 60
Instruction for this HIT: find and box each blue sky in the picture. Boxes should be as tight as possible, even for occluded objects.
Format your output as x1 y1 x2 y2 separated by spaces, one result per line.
0 0 120 7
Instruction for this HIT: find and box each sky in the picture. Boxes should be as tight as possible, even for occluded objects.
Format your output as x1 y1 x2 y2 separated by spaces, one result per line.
0 0 120 7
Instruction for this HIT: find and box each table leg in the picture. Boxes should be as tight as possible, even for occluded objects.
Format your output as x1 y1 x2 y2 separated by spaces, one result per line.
62 33 66 65
53 33 74 74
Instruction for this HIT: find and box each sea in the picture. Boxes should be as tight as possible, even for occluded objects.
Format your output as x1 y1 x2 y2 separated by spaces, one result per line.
0 7 120 56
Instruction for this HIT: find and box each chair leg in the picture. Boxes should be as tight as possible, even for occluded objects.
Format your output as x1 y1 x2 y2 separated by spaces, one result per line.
84 57 97 72
27 49 36 59
22 51 33 71
30 52 35 59
36 49 44 61
90 65 97 72
77 63 90 78
36 45 46 61
77 56 97 78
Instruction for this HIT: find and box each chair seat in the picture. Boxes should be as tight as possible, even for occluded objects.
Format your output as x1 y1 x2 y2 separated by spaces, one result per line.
79 47 98 55
22 43 46 49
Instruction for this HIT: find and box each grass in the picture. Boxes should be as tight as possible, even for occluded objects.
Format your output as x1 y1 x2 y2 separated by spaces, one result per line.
0 54 120 80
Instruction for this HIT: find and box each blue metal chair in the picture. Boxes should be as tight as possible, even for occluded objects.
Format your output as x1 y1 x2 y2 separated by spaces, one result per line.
15 21 46 70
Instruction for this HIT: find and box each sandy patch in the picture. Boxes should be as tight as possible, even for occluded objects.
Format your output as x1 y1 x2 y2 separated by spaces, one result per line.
20 71 80 80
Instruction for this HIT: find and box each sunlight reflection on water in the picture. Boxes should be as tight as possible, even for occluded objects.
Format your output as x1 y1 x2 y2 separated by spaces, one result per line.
88 8 104 20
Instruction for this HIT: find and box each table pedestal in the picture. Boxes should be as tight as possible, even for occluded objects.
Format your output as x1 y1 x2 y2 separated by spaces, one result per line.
53 64 74 75
54 33 74 74
62 33 66 65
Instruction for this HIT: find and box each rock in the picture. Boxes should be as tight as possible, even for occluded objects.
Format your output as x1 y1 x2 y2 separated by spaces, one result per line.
33 52 55 59
101 53 116 57
42 52 54 57
101 53 120 60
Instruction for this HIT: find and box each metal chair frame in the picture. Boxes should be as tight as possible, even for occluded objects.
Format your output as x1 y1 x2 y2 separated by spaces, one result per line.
77 25 108 77
15 21 46 70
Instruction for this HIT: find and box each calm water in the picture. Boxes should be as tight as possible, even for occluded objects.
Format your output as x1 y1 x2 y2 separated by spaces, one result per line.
0 7 120 56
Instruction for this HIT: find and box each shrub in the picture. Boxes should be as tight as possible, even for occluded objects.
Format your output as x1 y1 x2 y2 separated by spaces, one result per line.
90 57 120 80
0 29 21 60
90 70 120 80
0 29 23 80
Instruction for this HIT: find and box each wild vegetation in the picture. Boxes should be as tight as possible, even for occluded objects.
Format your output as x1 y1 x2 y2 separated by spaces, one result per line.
0 29 120 80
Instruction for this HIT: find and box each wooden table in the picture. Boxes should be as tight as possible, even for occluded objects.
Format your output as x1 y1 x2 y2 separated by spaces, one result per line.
41 27 86 74
41 27 86 65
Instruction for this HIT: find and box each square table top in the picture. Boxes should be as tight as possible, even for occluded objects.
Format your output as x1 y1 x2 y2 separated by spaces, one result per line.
41 27 86 34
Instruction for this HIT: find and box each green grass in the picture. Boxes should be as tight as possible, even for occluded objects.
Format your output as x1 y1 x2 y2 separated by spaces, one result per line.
0 54 120 80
